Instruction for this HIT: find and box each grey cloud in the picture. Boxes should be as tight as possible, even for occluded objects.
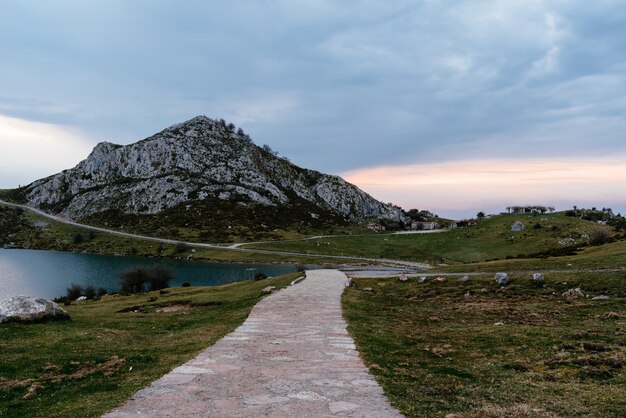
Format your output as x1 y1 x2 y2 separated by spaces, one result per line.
0 0 625 173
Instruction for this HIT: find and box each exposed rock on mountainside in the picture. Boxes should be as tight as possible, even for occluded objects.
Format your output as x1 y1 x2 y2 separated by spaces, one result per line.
6 116 407 241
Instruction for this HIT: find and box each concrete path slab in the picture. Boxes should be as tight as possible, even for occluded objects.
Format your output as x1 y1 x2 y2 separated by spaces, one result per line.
105 270 402 417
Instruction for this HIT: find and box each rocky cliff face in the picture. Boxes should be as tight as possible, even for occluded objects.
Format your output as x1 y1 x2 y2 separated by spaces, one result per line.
19 116 407 224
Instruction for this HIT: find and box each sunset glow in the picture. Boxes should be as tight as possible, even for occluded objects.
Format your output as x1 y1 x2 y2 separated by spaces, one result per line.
342 159 626 218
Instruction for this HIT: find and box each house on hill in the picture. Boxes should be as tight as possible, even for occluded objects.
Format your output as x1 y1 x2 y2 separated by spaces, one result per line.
411 221 439 230
451 219 477 228
366 223 386 232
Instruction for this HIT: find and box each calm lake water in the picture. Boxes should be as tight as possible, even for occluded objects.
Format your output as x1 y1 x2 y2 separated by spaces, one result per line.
0 249 307 300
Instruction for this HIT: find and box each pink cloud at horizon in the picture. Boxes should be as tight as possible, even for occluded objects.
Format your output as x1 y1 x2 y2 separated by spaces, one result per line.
341 159 626 219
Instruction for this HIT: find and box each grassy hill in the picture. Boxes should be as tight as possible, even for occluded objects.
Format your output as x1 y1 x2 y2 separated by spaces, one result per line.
246 213 617 264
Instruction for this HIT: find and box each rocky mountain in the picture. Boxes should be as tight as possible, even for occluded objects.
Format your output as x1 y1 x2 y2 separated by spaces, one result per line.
5 116 407 241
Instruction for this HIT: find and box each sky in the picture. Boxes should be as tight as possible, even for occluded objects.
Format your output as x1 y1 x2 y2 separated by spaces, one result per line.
1 1 625 218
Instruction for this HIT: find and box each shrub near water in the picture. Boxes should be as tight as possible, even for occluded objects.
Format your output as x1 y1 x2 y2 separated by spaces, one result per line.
119 266 174 293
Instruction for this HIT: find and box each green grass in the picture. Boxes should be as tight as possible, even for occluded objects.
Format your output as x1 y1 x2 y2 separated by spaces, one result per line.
343 272 626 417
248 213 616 264
432 239 626 273
0 273 300 417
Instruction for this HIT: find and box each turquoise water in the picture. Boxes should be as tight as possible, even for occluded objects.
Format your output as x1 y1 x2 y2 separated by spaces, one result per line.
0 249 306 299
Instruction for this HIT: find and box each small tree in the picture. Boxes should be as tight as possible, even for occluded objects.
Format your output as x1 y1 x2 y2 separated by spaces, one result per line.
476 211 486 219
66 283 83 301
146 266 174 291
83 285 96 299
120 268 148 294
73 233 84 244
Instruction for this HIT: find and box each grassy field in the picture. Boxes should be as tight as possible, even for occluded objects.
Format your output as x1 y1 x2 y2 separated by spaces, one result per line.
343 272 626 417
431 239 626 273
247 213 616 264
0 273 300 417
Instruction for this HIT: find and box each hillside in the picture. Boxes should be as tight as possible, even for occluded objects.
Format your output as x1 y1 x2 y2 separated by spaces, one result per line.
245 213 619 264
1 116 406 242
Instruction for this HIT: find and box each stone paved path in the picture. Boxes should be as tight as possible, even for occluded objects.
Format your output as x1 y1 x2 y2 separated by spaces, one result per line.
105 270 403 417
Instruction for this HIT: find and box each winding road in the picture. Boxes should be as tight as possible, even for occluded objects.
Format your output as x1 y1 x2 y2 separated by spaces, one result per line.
0 199 428 269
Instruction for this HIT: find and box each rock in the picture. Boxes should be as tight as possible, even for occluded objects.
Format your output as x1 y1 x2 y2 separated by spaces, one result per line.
493 322 505 326
261 286 276 294
532 273 545 282
434 277 446 283
458 275 469 284
75 296 88 302
464 291 471 298
0 296 70 323
18 116 409 224
345 279 357 288
559 237 576 246
290 277 305 286
398 273 408 282
562 288 585 299
418 276 427 283
511 220 525 231
495 272 509 286
362 287 374 292
591 295 609 301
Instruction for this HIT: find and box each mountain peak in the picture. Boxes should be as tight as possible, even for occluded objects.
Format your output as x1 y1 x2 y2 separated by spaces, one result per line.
15 116 408 240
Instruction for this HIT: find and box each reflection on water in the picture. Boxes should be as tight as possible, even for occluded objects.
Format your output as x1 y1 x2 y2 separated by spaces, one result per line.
0 249 306 300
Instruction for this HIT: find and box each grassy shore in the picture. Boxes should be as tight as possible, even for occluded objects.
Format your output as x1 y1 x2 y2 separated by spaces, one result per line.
343 272 626 417
0 273 300 417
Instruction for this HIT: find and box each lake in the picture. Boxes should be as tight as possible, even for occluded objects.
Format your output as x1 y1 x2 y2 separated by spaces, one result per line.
0 249 308 300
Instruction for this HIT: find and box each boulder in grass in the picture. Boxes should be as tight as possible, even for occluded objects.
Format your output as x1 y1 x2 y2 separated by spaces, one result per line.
562 288 585 299
0 296 70 323
458 275 470 284
495 272 509 286
511 220 525 232
532 273 545 282
261 286 276 294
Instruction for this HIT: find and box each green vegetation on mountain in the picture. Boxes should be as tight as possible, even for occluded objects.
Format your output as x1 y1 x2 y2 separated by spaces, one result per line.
79 194 360 244
344 272 626 417
0 273 301 418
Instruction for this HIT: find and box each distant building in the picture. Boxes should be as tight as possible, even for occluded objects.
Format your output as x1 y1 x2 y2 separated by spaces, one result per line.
411 221 439 230
452 219 477 228
366 223 386 232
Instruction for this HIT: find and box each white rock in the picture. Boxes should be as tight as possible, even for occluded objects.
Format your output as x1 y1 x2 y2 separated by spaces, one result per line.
532 273 545 282
0 296 70 323
511 220 525 231
495 272 509 286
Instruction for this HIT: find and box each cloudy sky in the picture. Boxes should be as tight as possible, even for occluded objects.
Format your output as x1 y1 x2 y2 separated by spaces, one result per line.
1 1 625 218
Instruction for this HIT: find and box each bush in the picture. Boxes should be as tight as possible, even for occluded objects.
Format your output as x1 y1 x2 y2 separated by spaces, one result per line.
96 287 108 298
146 266 174 291
73 233 84 244
181 282 191 287
119 266 175 294
174 242 190 253
254 272 268 281
295 264 306 272
66 283 83 301
119 268 148 294
83 285 96 299
589 228 611 245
